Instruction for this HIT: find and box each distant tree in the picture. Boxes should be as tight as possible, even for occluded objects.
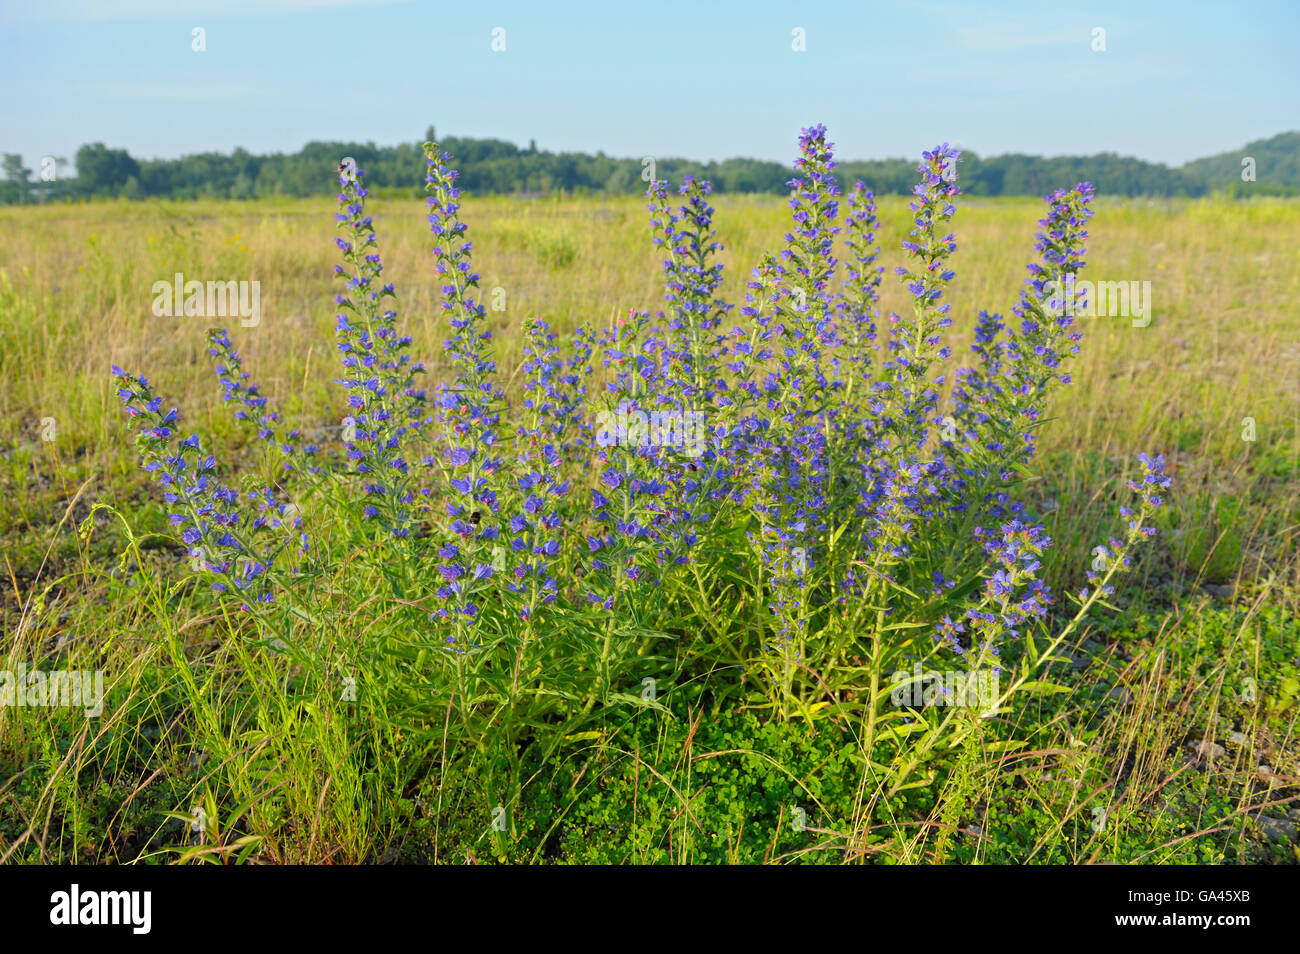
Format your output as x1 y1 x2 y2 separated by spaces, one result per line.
74 143 140 196
1181 131 1300 194
2 153 32 203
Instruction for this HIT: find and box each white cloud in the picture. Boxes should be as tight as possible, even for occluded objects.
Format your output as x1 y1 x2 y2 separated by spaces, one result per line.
955 25 1084 53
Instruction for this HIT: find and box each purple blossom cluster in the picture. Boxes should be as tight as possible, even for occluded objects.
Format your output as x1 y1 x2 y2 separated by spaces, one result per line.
206 328 320 473
108 124 1171 720
111 366 303 610
954 182 1097 469
1079 452 1171 601
332 163 430 540
423 143 507 630
507 318 572 623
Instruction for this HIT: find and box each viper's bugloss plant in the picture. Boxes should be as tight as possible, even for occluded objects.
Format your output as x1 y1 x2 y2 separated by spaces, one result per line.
423 142 508 635
112 366 304 611
111 123 1172 779
315 159 431 550
509 317 569 624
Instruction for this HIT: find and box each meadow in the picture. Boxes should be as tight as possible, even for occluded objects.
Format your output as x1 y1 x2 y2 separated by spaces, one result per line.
0 145 1296 864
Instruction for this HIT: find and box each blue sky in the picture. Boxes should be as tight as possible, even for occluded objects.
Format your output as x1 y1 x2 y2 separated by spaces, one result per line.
2 0 1297 172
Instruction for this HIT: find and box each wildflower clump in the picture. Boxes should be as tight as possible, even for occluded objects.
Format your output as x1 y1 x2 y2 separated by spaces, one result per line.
111 124 1170 746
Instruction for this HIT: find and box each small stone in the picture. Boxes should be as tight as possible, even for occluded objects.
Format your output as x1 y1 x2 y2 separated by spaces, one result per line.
1227 731 1249 747
1188 739 1226 761
1251 814 1298 844
1201 583 1234 599
1106 686 1132 704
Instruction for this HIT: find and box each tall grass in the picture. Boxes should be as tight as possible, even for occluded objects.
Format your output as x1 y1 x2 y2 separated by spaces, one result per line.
1 131 1295 865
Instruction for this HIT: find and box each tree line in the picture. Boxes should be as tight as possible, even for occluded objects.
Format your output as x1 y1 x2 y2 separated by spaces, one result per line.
3 128 1296 204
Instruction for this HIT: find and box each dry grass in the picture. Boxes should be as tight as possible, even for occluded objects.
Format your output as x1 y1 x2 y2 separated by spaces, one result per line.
3 194 1295 463
0 193 1297 864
